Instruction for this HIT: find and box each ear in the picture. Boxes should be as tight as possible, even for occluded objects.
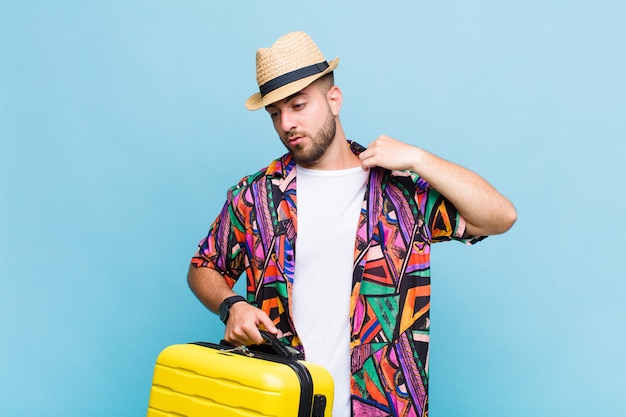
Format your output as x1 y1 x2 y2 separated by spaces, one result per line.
327 86 343 116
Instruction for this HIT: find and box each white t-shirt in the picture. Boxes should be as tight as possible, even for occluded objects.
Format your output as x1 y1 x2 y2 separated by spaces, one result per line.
292 165 368 417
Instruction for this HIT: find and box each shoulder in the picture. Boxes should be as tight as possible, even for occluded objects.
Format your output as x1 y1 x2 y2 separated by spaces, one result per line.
228 166 267 194
226 152 294 199
372 168 430 193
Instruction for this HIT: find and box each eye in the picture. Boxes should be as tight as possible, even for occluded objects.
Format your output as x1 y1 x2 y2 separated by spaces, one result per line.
293 102 305 110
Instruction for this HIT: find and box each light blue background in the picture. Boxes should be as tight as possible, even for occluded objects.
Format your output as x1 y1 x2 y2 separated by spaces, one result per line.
2 1 625 416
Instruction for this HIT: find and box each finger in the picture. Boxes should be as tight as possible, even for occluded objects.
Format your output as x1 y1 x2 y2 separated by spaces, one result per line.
257 315 279 335
223 331 243 346
359 149 373 161
244 324 265 345
360 153 377 168
224 319 252 345
226 325 259 346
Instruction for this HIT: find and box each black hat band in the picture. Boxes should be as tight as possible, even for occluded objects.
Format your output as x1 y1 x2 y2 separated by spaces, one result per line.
259 61 329 97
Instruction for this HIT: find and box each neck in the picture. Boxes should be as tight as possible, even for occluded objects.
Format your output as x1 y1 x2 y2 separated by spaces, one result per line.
301 121 362 170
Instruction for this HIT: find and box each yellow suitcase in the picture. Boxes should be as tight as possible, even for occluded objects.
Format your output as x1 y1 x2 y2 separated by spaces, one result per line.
147 333 334 417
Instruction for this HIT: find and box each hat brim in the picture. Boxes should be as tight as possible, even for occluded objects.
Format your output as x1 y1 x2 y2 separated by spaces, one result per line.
245 57 339 111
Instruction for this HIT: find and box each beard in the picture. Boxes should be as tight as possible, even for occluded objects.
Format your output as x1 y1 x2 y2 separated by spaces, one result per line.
282 108 337 166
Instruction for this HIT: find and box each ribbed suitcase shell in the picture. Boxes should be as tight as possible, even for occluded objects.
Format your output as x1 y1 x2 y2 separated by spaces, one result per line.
147 342 334 417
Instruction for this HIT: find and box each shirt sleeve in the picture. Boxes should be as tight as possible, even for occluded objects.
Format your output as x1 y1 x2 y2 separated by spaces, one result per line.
190 188 247 288
416 176 486 245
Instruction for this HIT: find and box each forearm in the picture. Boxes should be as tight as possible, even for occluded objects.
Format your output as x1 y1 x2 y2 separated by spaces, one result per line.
187 265 238 314
360 135 517 236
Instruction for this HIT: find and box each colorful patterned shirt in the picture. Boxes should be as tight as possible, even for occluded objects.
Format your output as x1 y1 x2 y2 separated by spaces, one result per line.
191 141 484 416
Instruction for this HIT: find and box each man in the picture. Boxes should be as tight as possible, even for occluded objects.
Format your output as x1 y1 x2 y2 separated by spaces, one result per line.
188 31 516 417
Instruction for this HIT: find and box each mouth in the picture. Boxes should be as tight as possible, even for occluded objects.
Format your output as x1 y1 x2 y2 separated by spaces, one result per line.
286 135 304 146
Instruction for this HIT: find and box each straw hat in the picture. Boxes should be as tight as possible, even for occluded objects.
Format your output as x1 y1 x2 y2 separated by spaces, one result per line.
245 31 339 111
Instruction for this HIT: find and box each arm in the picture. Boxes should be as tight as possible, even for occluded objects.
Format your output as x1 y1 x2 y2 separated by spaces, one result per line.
187 265 278 345
359 135 517 236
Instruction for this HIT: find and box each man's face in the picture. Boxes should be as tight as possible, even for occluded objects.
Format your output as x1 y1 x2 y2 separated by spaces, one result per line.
265 83 337 167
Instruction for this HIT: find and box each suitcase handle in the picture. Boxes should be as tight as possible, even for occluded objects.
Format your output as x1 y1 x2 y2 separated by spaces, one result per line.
218 331 304 360
255 331 304 360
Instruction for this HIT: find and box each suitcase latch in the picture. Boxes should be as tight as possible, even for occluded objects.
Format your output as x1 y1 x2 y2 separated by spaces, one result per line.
219 345 254 357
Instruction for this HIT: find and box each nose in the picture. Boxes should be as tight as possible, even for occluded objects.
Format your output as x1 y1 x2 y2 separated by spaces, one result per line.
279 110 297 134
